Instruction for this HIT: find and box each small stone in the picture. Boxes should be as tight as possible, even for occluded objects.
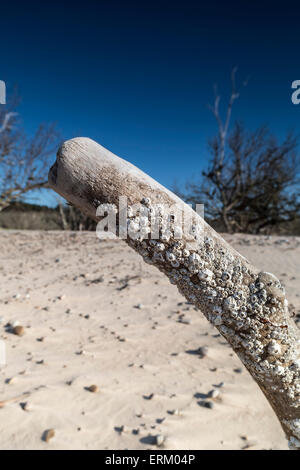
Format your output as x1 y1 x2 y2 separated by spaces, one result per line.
198 346 209 358
134 304 144 309
208 389 220 399
5 377 15 384
76 350 86 355
143 393 154 400
203 401 214 409
20 402 31 411
115 425 129 433
120 425 130 433
86 384 99 393
13 325 25 336
42 429 55 443
156 434 165 446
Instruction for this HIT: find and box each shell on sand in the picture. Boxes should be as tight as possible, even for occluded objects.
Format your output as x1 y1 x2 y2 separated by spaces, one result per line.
42 429 55 443
86 384 99 393
13 325 25 336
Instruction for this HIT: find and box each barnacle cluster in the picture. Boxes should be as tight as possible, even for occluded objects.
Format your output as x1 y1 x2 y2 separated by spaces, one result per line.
288 436 300 450
283 418 300 449
125 198 300 417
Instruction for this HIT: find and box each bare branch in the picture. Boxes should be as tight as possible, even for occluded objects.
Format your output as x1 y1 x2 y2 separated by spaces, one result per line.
0 101 60 210
0 112 18 134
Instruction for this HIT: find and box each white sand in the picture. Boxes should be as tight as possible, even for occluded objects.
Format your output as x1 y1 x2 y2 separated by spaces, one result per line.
0 231 299 450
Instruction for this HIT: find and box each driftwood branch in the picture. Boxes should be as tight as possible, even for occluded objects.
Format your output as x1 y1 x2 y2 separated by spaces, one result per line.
48 137 300 449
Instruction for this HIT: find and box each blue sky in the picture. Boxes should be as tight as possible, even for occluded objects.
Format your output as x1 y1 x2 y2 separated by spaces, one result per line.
1 1 300 205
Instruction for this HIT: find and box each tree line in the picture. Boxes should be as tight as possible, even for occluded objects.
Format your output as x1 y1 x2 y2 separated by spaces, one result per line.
1 76 300 234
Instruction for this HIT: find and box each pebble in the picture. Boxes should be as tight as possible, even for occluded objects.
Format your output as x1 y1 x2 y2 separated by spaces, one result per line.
20 402 31 411
203 401 214 409
216 382 224 388
13 325 25 336
42 429 55 443
86 384 99 393
208 389 220 399
198 346 209 358
143 393 154 400
134 303 144 309
119 425 130 433
156 434 165 446
5 377 15 384
77 350 86 355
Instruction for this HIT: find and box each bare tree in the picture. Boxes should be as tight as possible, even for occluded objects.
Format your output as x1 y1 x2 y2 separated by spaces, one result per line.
0 102 59 211
182 69 300 234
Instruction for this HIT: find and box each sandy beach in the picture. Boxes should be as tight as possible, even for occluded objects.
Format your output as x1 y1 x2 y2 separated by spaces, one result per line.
0 231 299 450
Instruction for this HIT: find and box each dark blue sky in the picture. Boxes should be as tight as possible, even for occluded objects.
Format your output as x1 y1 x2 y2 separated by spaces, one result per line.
1 1 300 205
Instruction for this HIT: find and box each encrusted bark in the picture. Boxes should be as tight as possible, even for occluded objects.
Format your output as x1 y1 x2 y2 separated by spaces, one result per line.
48 137 300 449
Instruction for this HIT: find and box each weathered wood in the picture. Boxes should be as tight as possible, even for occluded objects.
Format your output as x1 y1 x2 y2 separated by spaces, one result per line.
49 137 300 449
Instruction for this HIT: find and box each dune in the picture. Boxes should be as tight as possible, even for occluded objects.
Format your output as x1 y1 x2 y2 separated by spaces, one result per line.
0 230 299 450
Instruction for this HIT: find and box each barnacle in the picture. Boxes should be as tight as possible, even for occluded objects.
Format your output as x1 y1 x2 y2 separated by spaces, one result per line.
221 271 231 281
223 296 238 311
166 251 176 263
198 269 214 282
141 197 151 206
268 340 282 356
